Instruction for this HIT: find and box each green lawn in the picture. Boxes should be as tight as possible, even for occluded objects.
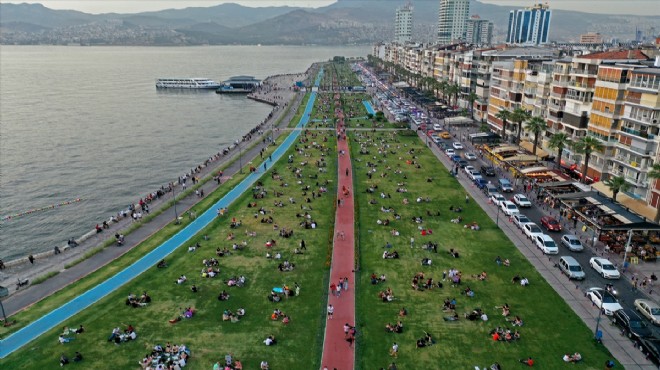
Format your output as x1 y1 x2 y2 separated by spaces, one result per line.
350 130 615 369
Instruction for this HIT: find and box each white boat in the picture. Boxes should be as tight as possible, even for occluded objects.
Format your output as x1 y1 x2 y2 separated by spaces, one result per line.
155 78 222 89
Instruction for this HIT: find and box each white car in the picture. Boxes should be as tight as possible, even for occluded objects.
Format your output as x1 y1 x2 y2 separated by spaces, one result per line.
500 201 519 216
464 152 477 160
445 148 455 156
452 142 464 150
464 165 475 174
433 123 442 131
490 193 506 207
512 214 531 229
586 287 623 315
634 299 660 326
589 257 621 279
523 223 544 240
512 194 532 208
561 234 584 252
468 171 483 182
534 234 559 254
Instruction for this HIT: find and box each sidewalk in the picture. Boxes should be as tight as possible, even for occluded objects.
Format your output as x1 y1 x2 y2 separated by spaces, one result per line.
0 72 309 318
418 128 658 370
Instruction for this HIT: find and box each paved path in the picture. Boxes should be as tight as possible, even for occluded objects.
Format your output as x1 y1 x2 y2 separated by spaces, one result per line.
0 71 321 358
320 98 356 370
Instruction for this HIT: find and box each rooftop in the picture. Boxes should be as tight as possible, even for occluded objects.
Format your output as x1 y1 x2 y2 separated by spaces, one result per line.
579 49 649 61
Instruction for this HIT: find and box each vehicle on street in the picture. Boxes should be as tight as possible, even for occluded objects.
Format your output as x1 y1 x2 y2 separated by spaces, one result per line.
464 152 477 160
468 170 483 182
512 214 531 229
498 178 513 192
500 201 520 217
484 184 498 196
558 256 585 280
523 223 544 240
440 131 451 139
490 193 506 207
458 160 469 168
445 148 455 156
634 299 660 326
480 166 496 176
612 308 653 340
474 178 487 189
512 194 532 208
561 234 584 252
636 336 660 367
452 142 464 150
589 257 621 279
451 155 462 162
464 165 475 174
586 287 623 315
433 124 442 131
534 234 559 254
540 216 562 231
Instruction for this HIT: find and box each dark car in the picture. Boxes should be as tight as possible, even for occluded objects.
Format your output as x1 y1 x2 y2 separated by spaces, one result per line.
480 166 496 176
612 308 653 341
540 216 562 232
451 155 462 162
474 178 487 189
458 160 469 168
637 336 660 367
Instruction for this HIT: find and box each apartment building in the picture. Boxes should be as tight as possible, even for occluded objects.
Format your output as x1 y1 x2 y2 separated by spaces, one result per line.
466 15 493 46
437 0 470 44
615 68 660 208
394 3 414 44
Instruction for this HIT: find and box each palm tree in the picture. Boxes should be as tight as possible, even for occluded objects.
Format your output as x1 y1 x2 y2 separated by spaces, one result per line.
467 92 479 120
449 83 460 108
511 108 531 144
572 136 603 184
495 109 511 140
548 133 570 169
604 176 630 202
525 116 548 155
438 80 449 103
649 163 660 222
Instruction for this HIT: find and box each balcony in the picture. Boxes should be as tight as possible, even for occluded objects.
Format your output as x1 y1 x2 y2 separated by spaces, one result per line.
562 112 589 129
619 126 656 140
549 102 565 111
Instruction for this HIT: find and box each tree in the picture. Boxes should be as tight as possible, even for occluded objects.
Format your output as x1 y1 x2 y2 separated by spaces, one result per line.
467 92 479 121
548 133 570 169
511 108 531 144
438 80 449 103
447 83 460 108
525 116 548 155
572 136 603 184
648 163 660 222
495 109 511 141
604 176 630 202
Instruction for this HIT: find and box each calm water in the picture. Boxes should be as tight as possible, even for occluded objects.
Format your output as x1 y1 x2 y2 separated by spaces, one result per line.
0 45 368 260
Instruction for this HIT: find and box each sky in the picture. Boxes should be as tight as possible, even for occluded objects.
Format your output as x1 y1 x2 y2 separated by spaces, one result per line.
3 0 658 16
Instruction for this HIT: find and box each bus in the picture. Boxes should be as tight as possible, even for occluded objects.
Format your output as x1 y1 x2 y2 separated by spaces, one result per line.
469 132 501 145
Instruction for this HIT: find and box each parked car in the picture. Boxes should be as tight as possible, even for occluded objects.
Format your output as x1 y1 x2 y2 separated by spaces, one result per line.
433 124 442 131
468 171 483 182
464 165 475 174
500 201 520 217
480 166 496 177
512 214 531 229
490 193 506 207
464 152 477 160
484 184 498 196
458 160 469 168
637 336 660 367
452 142 464 150
561 234 584 252
558 256 585 280
474 178 487 189
534 234 559 254
589 257 621 279
512 194 532 208
612 308 653 340
498 178 513 192
451 155 462 162
634 299 660 326
586 287 623 315
540 216 562 231
522 223 543 240
445 148 455 156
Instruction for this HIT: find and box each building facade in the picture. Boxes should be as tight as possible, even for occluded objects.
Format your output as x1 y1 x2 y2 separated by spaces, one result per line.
506 3 552 45
394 3 414 44
466 15 494 46
437 0 470 45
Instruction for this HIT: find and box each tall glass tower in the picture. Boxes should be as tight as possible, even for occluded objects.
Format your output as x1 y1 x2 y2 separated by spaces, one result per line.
506 3 552 45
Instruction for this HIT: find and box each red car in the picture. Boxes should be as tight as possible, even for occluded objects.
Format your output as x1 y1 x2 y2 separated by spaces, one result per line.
540 216 562 231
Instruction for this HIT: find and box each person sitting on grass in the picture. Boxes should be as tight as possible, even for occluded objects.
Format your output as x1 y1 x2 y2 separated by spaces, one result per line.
176 275 187 284
73 351 83 363
263 335 276 346
443 312 459 321
60 353 70 366
218 290 230 301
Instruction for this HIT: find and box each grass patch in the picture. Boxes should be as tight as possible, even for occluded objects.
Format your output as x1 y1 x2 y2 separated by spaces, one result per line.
350 130 616 369
31 271 60 286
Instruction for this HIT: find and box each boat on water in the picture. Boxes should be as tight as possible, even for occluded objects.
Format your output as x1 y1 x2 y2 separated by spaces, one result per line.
216 76 261 94
156 78 222 89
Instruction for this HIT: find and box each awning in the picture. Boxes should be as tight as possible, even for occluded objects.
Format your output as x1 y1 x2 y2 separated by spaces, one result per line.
519 141 550 158
520 166 550 174
505 154 539 162
613 214 633 224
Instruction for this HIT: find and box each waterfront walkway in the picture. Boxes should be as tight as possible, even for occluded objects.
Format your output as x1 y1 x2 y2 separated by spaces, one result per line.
321 97 356 369
0 70 323 359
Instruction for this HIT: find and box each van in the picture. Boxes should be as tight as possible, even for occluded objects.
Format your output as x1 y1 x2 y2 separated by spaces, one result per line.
498 178 513 192
484 184 498 196
559 256 585 280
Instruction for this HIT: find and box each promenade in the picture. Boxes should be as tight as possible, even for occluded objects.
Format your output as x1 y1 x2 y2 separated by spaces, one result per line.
0 72 308 317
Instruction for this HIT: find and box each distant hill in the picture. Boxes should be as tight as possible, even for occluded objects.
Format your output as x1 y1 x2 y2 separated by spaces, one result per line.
1 1 658 45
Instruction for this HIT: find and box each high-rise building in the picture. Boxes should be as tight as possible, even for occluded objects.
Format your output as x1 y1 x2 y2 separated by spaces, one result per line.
466 15 493 46
506 3 552 45
437 0 470 45
394 3 414 44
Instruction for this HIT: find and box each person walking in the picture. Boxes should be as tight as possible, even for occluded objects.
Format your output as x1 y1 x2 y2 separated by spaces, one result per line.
28 254 35 265
346 168 349 177
390 342 398 358
327 304 334 319
342 277 349 291
330 283 337 297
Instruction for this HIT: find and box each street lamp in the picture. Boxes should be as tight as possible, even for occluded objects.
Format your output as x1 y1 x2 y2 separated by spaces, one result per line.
172 184 180 225
594 303 604 343
0 285 8 326
621 229 633 272
496 202 500 227
238 142 243 174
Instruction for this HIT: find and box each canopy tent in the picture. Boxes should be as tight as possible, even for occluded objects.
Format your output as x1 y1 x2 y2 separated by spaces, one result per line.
519 141 550 158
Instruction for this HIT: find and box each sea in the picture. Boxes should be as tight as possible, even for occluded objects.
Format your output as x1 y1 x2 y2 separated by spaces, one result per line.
0 45 369 261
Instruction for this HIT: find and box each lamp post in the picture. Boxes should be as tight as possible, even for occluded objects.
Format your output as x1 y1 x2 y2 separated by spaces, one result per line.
594 302 604 342
0 285 8 326
172 184 180 225
621 229 633 272
496 202 500 227
238 142 243 174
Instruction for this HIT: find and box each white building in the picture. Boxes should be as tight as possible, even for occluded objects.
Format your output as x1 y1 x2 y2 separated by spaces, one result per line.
466 15 493 46
437 0 470 45
394 3 414 44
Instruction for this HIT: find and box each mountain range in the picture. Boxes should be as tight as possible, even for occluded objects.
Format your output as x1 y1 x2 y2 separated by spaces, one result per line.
1 0 658 45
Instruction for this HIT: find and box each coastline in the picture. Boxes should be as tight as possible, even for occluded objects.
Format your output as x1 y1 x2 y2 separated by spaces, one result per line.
0 70 312 306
